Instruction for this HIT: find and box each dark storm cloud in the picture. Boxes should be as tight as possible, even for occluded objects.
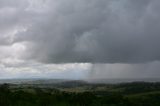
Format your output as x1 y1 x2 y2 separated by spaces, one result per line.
11 0 160 63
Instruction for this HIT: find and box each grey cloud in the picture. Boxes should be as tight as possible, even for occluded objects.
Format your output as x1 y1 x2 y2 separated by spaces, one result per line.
0 0 31 45
5 0 160 63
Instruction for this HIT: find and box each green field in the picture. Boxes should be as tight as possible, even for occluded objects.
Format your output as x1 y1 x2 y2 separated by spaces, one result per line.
0 81 160 106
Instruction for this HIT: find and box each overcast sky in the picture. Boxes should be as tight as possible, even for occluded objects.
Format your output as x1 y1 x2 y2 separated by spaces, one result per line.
0 0 160 79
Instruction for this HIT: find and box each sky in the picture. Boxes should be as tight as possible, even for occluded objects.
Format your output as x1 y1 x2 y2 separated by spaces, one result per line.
0 0 160 79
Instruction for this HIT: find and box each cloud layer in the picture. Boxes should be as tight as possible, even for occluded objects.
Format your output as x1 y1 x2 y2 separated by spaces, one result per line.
0 0 160 63
1 0 160 79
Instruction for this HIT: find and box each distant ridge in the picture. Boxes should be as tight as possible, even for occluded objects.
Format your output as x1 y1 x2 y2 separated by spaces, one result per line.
0 78 160 85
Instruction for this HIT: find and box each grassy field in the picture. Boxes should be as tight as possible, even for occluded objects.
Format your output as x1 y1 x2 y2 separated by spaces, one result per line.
0 81 160 106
